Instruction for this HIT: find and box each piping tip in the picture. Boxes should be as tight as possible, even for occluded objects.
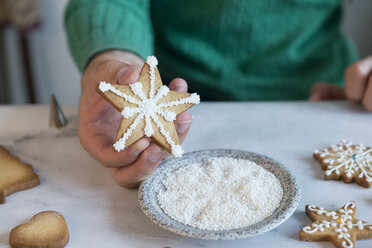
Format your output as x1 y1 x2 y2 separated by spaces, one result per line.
49 94 67 128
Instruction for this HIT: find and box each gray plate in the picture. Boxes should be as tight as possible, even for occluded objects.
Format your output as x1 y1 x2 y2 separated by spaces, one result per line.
138 149 301 240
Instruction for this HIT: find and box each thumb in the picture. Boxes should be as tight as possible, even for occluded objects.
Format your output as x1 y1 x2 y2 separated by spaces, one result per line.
116 66 141 86
309 82 346 101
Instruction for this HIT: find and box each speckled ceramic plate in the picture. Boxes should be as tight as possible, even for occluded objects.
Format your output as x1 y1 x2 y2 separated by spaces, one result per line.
138 149 301 240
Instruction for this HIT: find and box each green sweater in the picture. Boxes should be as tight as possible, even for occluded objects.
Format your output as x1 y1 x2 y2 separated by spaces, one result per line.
65 0 357 101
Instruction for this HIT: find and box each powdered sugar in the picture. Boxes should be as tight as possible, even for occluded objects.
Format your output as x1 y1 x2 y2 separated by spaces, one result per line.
157 157 283 231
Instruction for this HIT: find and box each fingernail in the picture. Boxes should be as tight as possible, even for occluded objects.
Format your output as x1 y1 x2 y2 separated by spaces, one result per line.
116 67 129 82
148 146 164 162
175 120 192 133
173 82 186 92
117 68 139 85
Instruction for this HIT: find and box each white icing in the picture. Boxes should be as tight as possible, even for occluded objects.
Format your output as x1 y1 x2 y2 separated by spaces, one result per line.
303 202 372 248
130 82 146 100
171 145 183 158
158 109 177 122
154 85 169 102
113 113 144 152
315 140 372 184
146 55 158 68
146 56 158 99
98 81 110 92
98 82 139 105
98 56 200 157
158 93 200 108
144 115 153 137
121 107 139 118
151 113 184 157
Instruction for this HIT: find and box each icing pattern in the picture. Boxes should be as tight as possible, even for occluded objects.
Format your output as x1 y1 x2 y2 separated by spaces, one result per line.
98 56 200 157
314 140 372 183
303 202 372 248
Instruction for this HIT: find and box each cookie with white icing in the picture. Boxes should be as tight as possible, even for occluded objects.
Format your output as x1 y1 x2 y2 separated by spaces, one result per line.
314 140 372 188
300 201 372 248
96 56 200 157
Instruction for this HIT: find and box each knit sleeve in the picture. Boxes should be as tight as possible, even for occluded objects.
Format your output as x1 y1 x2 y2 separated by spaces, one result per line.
64 0 153 72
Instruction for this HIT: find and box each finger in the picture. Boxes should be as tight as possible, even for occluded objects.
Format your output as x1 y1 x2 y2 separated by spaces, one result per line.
169 78 188 93
82 60 127 94
175 112 193 143
109 143 166 188
308 83 323 101
162 151 171 161
91 134 150 168
116 66 141 86
309 83 325 101
91 60 127 84
345 56 372 101
362 75 372 111
309 82 346 101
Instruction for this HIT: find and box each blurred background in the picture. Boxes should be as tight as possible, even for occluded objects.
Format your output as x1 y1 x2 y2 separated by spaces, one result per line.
0 0 371 105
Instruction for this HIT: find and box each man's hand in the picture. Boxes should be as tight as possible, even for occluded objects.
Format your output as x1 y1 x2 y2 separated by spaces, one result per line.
309 56 372 111
309 82 346 101
79 50 193 188
344 56 372 111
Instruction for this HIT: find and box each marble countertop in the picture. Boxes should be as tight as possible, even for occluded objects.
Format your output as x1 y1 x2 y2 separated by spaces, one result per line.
0 101 371 248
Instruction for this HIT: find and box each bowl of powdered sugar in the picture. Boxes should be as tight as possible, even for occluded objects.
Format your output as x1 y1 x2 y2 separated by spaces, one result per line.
138 149 301 240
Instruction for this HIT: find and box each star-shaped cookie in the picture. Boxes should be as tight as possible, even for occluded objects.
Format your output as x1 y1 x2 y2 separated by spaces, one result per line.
314 140 372 188
300 202 372 248
0 146 39 204
96 56 200 157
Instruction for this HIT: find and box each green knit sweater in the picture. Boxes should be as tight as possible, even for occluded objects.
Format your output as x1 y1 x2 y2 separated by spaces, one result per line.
65 0 357 100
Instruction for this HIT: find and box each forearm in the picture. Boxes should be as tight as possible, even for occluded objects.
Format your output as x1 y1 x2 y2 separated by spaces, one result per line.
65 0 153 72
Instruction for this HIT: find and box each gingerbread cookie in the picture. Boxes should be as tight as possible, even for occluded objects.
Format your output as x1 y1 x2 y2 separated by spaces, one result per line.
300 202 372 248
96 55 200 157
0 146 39 204
314 140 372 188
9 211 69 248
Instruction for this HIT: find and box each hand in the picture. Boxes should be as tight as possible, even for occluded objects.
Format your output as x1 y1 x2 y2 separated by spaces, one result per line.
344 56 372 111
79 50 193 188
309 82 346 101
309 56 372 111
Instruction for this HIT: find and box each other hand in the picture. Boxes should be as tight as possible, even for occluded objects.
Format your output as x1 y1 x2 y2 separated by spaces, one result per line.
309 56 372 111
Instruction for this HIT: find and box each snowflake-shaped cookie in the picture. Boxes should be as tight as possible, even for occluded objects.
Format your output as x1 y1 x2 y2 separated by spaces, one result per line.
300 202 372 248
314 140 372 188
96 56 200 157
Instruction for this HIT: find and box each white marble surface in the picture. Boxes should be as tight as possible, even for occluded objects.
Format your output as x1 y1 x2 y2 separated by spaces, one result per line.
0 102 371 248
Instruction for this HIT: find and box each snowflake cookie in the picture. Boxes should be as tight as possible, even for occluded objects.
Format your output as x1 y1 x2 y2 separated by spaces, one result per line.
314 140 372 188
299 202 372 248
96 56 200 157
